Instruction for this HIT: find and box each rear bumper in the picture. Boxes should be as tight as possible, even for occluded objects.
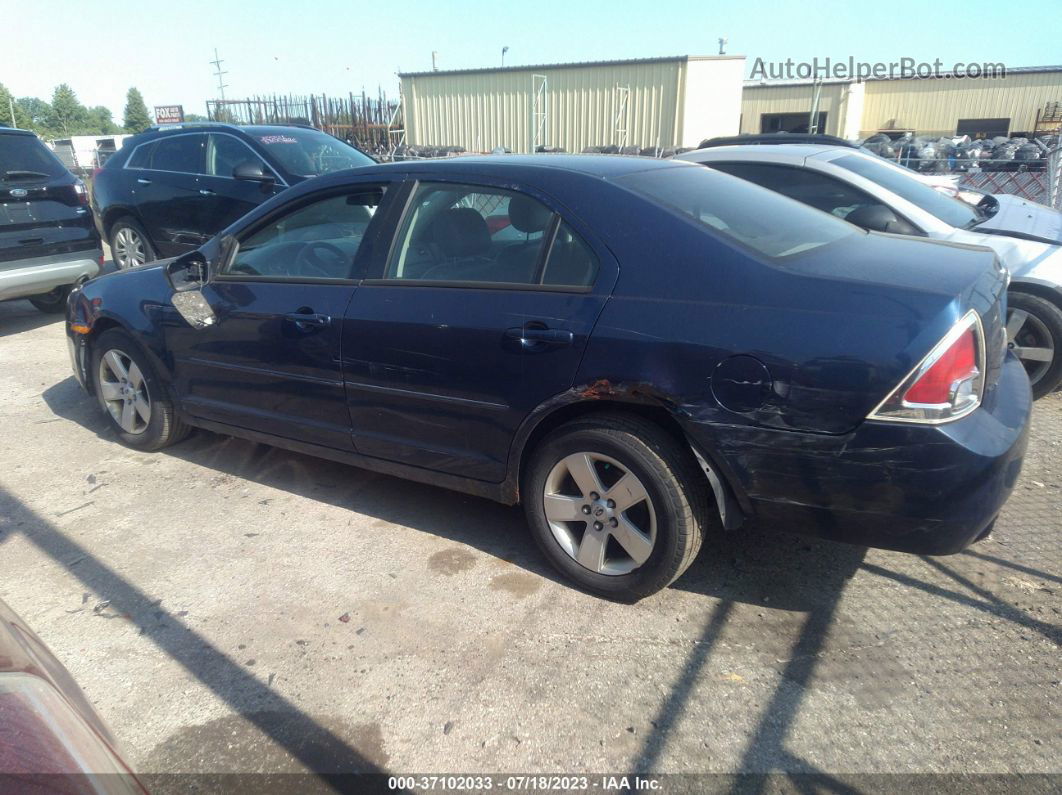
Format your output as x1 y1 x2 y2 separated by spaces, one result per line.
686 352 1032 554
0 249 101 302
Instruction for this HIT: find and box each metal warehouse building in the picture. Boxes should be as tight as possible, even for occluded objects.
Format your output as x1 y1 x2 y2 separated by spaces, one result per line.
396 55 745 154
740 65 1062 139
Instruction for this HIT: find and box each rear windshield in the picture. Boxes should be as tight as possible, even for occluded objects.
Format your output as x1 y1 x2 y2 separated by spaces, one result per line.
616 165 855 258
255 129 373 177
832 153 978 229
0 134 68 181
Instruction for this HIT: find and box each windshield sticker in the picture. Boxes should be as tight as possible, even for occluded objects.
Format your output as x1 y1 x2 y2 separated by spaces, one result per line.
260 135 299 145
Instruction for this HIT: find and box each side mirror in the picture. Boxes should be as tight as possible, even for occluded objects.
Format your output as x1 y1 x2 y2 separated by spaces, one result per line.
233 160 275 187
845 205 920 236
165 250 217 329
164 251 209 292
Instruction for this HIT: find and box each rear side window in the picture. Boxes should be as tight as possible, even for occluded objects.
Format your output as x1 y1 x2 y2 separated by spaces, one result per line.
126 141 155 169
616 165 855 258
386 182 597 288
149 135 205 174
0 135 68 180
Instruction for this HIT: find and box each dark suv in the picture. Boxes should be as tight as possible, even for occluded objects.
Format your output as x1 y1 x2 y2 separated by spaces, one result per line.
91 123 374 268
0 128 101 312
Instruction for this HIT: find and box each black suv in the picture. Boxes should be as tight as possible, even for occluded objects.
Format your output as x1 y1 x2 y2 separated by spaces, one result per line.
0 128 102 312
91 123 374 268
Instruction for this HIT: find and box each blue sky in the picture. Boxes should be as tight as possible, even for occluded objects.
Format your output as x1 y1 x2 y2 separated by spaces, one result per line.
3 0 1059 120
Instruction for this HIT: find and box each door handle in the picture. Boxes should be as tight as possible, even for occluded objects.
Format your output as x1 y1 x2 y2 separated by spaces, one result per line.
136 178 152 185
504 326 574 348
285 311 331 331
199 189 215 196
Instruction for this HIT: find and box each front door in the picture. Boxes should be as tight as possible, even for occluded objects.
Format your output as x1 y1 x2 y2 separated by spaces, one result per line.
169 183 391 450
343 179 617 481
196 132 285 238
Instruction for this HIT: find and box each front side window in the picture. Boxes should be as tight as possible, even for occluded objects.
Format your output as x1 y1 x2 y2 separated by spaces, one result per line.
616 165 856 258
254 129 373 177
386 183 597 288
225 188 384 280
149 134 205 174
207 134 268 178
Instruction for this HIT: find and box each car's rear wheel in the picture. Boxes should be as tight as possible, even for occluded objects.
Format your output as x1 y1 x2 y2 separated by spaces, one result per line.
91 329 189 450
1006 291 1062 399
110 217 155 269
28 285 71 314
523 413 707 601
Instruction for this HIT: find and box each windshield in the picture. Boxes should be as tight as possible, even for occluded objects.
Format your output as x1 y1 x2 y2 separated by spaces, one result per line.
0 134 68 180
255 129 373 177
832 153 979 229
616 165 856 258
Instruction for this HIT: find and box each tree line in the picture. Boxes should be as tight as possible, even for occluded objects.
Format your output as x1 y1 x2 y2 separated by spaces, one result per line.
0 83 206 139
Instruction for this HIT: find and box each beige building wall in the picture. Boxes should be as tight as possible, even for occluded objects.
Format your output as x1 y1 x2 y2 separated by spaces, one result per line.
860 72 1062 137
741 71 1062 139
400 56 745 153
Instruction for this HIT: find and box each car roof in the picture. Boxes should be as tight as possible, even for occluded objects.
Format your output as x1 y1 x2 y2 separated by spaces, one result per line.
697 133 858 149
677 143 853 164
356 154 697 180
0 127 38 137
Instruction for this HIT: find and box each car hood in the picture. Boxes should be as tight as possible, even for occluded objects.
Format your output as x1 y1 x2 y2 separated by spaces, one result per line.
972 193 1062 244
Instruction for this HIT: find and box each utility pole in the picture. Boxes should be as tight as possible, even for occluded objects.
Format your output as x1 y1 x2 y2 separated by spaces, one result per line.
432 51 438 72
502 46 509 67
8 96 16 128
210 48 229 100
718 37 728 55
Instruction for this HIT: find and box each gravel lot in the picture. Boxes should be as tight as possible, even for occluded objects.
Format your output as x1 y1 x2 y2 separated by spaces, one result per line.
0 297 1059 791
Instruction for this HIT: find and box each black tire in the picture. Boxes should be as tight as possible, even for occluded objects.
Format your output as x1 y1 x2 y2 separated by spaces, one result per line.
522 413 708 601
1007 290 1062 399
90 329 190 451
28 285 71 314
109 216 156 269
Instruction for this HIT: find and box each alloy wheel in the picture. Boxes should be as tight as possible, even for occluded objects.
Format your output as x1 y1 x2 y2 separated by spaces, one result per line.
542 452 656 576
113 227 146 268
97 349 151 434
1006 307 1054 386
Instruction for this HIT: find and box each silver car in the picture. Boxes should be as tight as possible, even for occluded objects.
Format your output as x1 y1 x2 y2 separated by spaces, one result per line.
677 144 1062 398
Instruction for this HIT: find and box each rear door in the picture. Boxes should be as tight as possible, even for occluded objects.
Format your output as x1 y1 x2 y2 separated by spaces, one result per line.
131 133 208 256
197 132 285 236
343 178 618 482
0 133 97 268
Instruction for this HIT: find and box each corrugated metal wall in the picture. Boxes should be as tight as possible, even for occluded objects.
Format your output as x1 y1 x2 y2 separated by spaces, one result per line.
739 83 848 135
402 60 685 153
860 72 1062 137
741 72 1062 138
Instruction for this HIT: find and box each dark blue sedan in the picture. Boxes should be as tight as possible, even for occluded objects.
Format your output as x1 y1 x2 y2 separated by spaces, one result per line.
66 156 1031 600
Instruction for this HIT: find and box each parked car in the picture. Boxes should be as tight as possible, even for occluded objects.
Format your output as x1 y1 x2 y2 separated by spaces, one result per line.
90 122 374 269
0 127 102 313
0 598 145 788
66 156 1029 600
677 144 1062 397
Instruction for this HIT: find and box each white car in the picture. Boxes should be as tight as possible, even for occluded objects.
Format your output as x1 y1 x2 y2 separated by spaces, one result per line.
677 144 1062 397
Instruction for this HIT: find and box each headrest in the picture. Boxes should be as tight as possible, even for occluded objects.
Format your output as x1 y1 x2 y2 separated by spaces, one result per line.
432 208 491 257
508 195 553 233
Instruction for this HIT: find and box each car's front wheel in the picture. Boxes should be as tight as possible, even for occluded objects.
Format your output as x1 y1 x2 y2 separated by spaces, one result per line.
91 329 189 450
109 217 155 269
523 413 707 601
1006 291 1062 399
28 285 71 314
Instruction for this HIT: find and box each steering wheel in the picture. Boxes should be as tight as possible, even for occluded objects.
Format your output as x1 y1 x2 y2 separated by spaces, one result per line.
293 241 349 278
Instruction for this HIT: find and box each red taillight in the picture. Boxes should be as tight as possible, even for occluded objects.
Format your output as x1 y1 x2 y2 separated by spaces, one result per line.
73 180 89 206
869 310 986 424
903 327 978 404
